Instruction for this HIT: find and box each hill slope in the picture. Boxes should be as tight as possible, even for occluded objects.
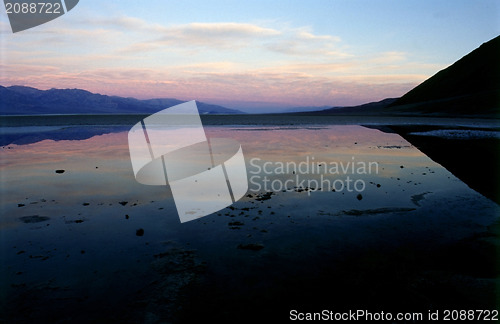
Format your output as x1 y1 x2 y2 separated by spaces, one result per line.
386 35 500 116
305 36 500 117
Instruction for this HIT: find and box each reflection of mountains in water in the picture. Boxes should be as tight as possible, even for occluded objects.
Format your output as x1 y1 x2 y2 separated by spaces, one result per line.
3 114 499 146
0 125 130 146
369 124 500 205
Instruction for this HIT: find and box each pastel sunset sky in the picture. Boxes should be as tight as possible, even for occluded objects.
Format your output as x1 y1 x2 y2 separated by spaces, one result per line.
0 0 498 112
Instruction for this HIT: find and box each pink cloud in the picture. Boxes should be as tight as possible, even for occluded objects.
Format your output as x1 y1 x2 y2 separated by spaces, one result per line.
0 64 420 109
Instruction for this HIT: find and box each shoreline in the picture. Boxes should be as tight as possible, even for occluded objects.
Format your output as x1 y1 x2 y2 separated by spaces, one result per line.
1 114 499 127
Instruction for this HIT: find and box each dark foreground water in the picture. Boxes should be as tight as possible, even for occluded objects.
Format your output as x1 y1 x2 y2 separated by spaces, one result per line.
0 115 499 323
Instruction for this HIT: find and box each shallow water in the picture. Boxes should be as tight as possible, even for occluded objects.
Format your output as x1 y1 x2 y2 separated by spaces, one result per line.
0 121 498 322
0 125 474 228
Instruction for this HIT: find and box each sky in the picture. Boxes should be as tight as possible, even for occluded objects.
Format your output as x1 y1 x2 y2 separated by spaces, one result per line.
0 0 498 112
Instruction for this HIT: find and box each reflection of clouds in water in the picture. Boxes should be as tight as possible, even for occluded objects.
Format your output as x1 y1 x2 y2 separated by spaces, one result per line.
1 125 465 224
0 125 131 146
205 125 423 167
1 132 141 207
203 126 464 211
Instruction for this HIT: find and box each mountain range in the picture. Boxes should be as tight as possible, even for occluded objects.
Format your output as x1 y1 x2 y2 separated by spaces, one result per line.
0 86 243 115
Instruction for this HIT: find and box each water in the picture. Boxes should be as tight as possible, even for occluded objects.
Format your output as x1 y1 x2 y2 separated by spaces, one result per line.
0 115 498 322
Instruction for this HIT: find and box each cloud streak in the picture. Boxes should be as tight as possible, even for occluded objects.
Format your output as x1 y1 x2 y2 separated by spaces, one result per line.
0 63 423 109
0 13 443 110
115 19 345 57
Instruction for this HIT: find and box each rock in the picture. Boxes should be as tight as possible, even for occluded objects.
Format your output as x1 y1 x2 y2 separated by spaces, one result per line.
255 192 273 201
342 207 416 216
65 219 84 224
119 201 128 206
237 243 264 251
19 215 50 223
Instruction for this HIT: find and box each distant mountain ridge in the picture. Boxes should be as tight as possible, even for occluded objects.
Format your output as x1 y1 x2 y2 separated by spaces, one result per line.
0 86 244 115
311 98 398 115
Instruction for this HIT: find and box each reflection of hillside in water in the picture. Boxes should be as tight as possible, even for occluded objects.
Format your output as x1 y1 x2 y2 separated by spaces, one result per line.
0 125 130 146
378 124 500 204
